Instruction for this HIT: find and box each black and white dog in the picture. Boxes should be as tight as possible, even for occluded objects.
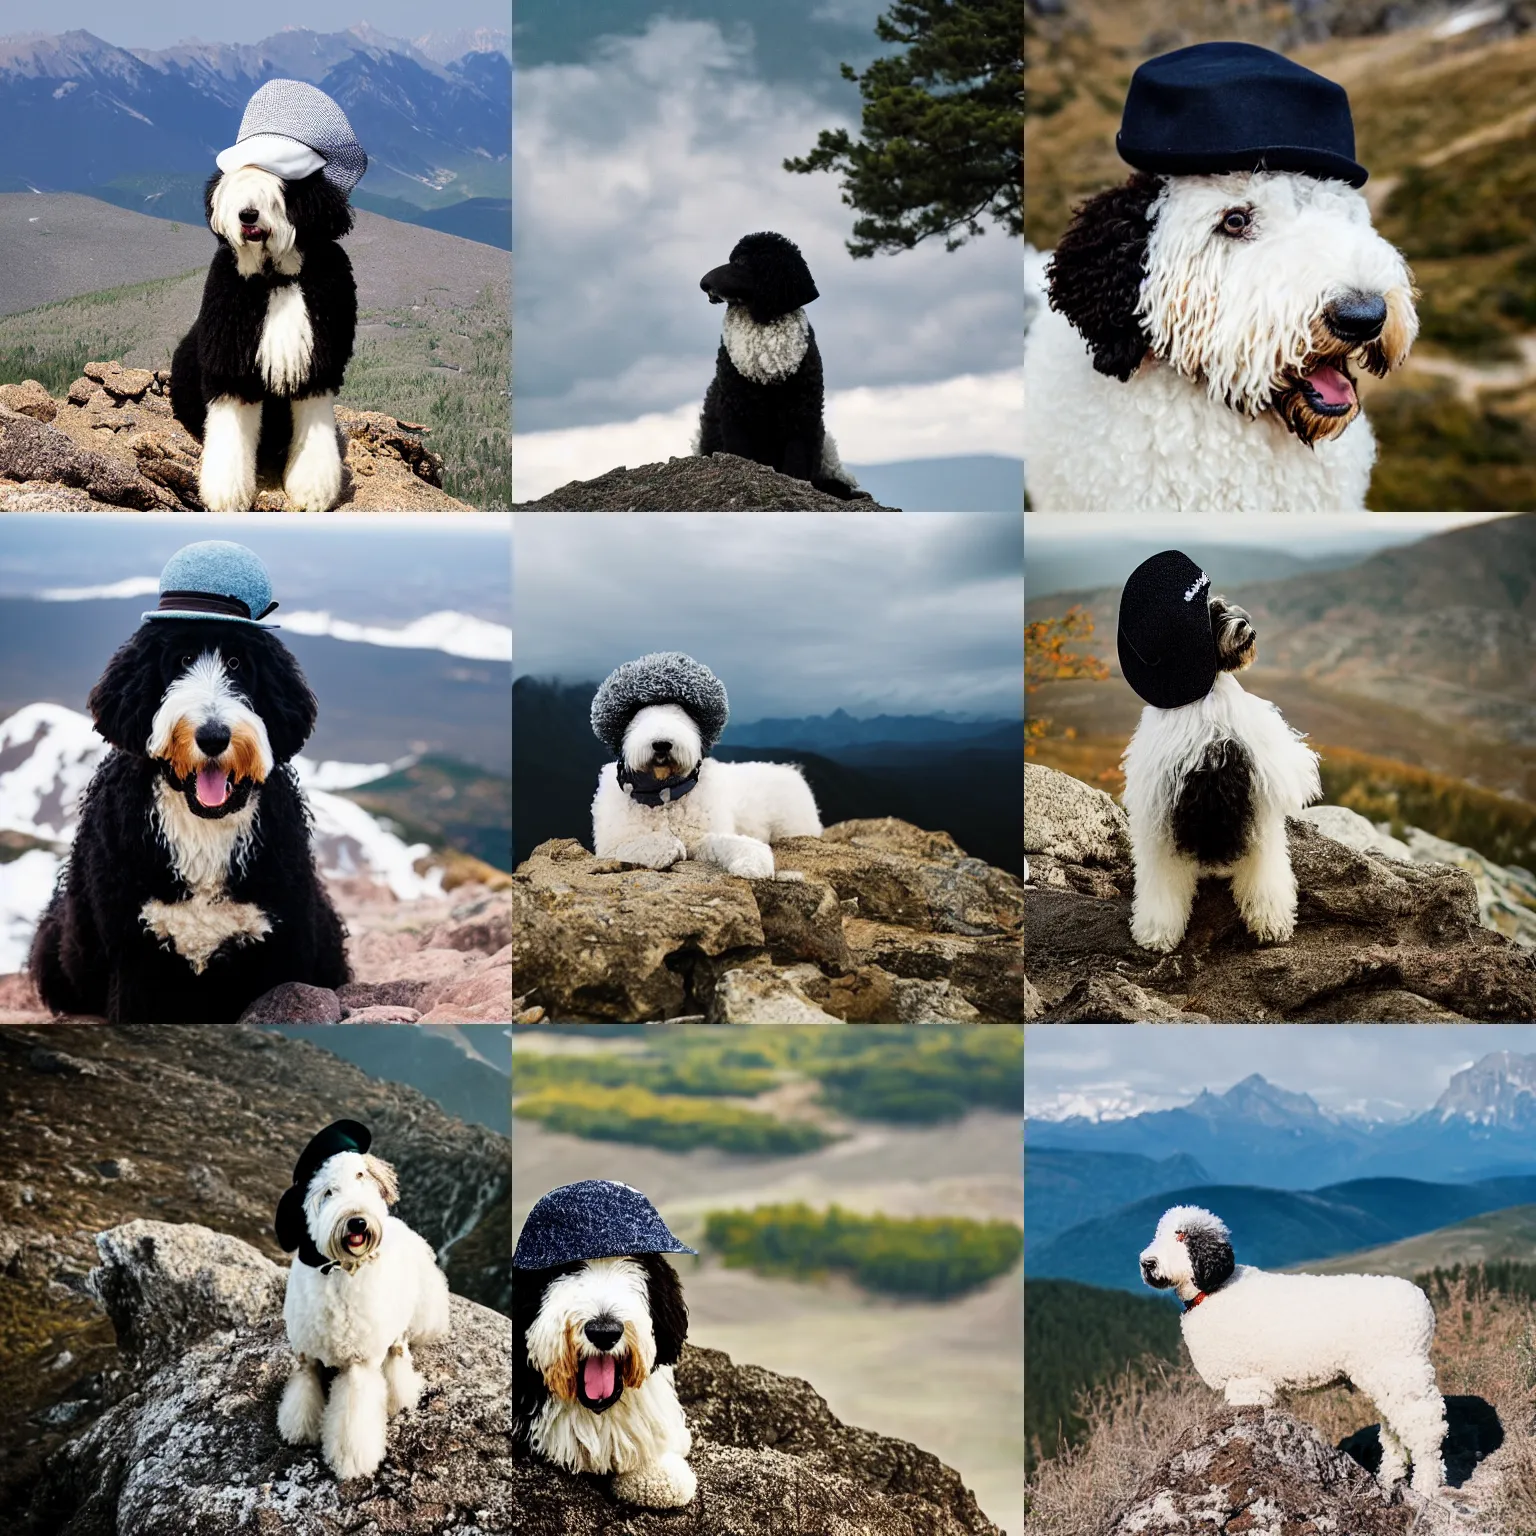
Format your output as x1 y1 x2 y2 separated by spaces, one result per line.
171 81 364 511
513 1180 697 1508
29 544 349 1023
698 230 867 501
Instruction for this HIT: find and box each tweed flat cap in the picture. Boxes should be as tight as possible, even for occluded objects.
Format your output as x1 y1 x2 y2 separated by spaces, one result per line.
217 79 368 192
1117 550 1219 709
143 541 279 627
1118 42 1367 188
590 652 730 756
514 1180 697 1269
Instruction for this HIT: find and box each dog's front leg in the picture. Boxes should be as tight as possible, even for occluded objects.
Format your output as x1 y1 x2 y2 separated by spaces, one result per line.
277 1353 326 1444
381 1338 424 1416
1129 840 1199 952
199 396 262 511
605 833 688 869
693 832 775 880
1223 1376 1276 1408
1229 815 1299 944
284 394 345 511
612 1452 698 1508
322 1359 389 1479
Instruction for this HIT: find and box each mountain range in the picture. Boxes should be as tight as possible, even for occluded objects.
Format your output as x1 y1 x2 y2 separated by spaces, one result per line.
0 28 510 243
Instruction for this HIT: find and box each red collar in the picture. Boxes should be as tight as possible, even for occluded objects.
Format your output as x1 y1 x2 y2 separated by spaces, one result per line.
1183 1291 1207 1311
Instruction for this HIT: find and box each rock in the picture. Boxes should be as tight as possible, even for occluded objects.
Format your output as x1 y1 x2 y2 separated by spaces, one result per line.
509 1343 1000 1536
416 952 512 1023
0 405 164 509
336 979 436 1013
1024 761 1129 865
83 361 155 401
1109 1407 1412 1535
341 1004 423 1022
707 965 844 1023
1299 804 1413 861
86 1220 287 1380
515 452 900 512
1402 826 1536 948
237 982 345 1025
425 892 514 955
0 380 57 422
1025 765 1536 1021
513 821 1025 1022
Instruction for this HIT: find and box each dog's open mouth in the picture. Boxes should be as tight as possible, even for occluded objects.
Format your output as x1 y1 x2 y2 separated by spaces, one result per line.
576 1353 624 1413
240 222 268 244
1291 360 1357 416
195 764 234 809
343 1229 370 1255
1273 354 1362 445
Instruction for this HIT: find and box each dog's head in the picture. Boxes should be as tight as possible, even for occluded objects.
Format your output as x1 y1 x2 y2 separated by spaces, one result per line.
205 166 354 277
275 1149 398 1272
88 620 317 818
1047 169 1417 445
515 1253 688 1419
1210 596 1256 672
701 231 819 325
621 702 704 779
1140 1205 1236 1300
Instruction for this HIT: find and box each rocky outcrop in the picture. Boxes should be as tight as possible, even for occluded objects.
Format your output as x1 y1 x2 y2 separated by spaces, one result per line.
514 451 899 511
0 367 469 511
21 1223 511 1536
512 818 1025 1022
1026 765 1536 1021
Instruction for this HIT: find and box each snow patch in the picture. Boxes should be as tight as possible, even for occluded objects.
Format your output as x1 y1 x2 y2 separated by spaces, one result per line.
280 609 512 662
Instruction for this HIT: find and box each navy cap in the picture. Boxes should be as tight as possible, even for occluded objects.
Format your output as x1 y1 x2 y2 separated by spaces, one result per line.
143 541 279 627
514 1180 697 1269
1117 42 1367 189
1117 550 1219 710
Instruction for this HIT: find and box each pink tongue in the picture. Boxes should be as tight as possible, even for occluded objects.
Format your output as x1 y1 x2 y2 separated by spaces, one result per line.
583 1355 616 1400
195 766 229 808
1305 364 1355 408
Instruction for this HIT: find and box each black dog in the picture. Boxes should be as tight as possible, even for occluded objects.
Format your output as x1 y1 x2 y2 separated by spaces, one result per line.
698 231 868 501
171 168 357 511
29 621 349 1024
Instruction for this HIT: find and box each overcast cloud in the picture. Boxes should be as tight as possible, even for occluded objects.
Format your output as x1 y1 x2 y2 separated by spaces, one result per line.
512 17 1022 444
512 513 1023 721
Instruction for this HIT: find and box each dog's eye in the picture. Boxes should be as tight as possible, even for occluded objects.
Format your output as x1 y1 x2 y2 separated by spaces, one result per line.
180 654 193 668
1218 208 1252 237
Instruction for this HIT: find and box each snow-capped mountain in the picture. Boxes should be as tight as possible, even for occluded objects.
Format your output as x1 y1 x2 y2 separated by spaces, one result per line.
0 703 441 972
1434 1052 1536 1129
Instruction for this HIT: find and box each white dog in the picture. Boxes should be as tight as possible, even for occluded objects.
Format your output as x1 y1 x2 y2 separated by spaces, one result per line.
1026 167 1417 513
1141 1206 1447 1493
274 1123 451 1480
1123 596 1321 951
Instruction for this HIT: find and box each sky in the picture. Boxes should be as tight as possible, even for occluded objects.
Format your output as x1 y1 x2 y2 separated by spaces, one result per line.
511 12 1022 483
1025 1024 1536 1123
0 5 505 49
512 512 1024 721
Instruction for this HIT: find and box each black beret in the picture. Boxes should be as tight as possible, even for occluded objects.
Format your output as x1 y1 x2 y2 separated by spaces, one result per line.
514 1180 697 1270
590 652 729 757
274 1119 371 1253
1117 41 1367 189
1117 550 1218 710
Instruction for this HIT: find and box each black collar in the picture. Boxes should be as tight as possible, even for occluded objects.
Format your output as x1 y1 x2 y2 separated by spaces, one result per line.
617 760 700 806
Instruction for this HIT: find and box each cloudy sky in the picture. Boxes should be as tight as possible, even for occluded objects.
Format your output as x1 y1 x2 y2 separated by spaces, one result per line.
512 513 1023 722
512 4 1022 490
1026 1024 1536 1123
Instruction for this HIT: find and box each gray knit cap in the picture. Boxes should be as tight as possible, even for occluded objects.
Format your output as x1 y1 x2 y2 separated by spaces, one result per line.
217 79 368 192
514 1180 697 1269
590 652 730 756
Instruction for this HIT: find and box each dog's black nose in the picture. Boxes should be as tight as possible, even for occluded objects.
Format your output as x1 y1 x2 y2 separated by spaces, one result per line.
584 1319 623 1351
651 740 672 755
346 1216 369 1236
1324 292 1387 343
239 207 259 223
1140 1257 1157 1276
195 722 231 757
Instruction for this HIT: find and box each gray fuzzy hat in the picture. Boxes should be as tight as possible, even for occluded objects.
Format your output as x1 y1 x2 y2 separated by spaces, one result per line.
590 652 729 757
217 78 368 192
514 1180 697 1270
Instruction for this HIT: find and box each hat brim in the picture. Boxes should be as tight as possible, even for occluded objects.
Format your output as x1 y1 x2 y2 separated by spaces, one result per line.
1117 138 1368 188
216 134 327 183
142 610 278 628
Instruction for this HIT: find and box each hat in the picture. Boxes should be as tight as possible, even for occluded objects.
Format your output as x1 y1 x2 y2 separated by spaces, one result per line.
274 1119 372 1257
1117 550 1219 709
514 1180 697 1270
1117 42 1367 189
216 79 368 193
590 652 730 757
143 541 279 627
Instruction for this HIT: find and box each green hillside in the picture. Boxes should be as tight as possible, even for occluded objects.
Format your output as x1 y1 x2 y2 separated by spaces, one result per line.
1296 1204 1536 1279
1026 1148 1209 1250
1025 1278 1181 1477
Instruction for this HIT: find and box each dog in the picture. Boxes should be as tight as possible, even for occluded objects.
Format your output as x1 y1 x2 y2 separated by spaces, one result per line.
1121 595 1321 951
276 1121 452 1481
28 543 349 1024
589 652 822 880
1140 1205 1447 1493
171 81 364 512
697 230 867 501
513 1180 697 1508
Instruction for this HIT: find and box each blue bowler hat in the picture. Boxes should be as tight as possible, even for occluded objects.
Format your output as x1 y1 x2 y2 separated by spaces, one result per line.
1117 42 1368 189
514 1180 697 1270
142 541 279 627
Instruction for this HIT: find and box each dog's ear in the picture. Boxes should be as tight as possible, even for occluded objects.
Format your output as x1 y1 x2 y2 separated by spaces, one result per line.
275 1184 306 1252
203 171 222 233
362 1154 399 1206
1046 174 1160 381
283 171 355 245
741 233 818 323
1185 1223 1235 1292
638 1252 689 1367
88 628 164 754
249 631 318 763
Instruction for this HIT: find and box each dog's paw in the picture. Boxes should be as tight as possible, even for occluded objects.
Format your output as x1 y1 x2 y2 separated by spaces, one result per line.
1237 900 1296 945
1129 916 1182 953
284 437 344 511
723 845 775 879
772 869 806 883
613 1452 697 1508
382 1349 424 1416
278 1367 325 1444
612 834 687 869
199 454 256 513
